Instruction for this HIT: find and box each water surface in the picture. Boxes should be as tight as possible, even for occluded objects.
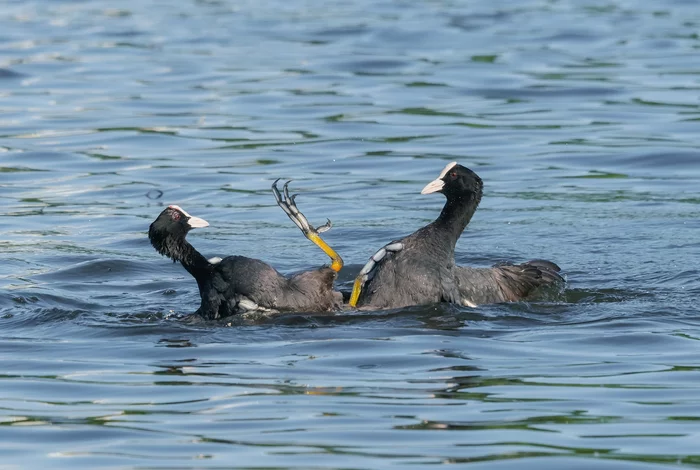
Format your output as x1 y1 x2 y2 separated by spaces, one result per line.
2 0 700 468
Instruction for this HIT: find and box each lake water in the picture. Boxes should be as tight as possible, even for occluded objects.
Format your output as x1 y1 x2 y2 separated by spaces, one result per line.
2 0 700 468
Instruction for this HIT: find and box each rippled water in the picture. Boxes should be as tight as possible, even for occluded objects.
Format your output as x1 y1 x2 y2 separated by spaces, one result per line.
2 0 700 468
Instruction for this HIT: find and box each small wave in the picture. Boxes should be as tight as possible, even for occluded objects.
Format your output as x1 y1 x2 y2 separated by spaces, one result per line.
0 68 25 79
32 258 157 282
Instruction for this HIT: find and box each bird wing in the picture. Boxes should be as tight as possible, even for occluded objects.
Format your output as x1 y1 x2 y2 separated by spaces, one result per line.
455 259 563 305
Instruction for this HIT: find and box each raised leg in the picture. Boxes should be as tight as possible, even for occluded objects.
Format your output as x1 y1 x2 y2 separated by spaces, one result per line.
348 242 403 307
272 179 343 272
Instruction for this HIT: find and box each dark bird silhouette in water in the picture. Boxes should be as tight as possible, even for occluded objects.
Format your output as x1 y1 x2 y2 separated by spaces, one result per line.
149 181 343 319
349 162 563 309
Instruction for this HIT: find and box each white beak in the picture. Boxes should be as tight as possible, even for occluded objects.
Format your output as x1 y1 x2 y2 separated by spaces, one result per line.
187 216 209 229
421 178 445 195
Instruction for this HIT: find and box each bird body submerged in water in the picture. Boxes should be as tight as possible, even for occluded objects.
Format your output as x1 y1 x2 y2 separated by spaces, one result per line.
149 181 343 320
349 162 563 309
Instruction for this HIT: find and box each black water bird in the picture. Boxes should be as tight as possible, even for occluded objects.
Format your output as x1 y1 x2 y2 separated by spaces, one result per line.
349 162 563 309
149 181 343 319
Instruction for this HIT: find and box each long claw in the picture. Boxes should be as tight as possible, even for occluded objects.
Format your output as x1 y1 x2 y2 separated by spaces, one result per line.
272 179 344 273
287 194 312 231
316 219 332 233
272 179 282 203
288 194 299 214
283 180 292 205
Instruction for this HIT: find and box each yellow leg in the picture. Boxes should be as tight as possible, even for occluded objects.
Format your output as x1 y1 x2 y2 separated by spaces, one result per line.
347 242 402 308
272 179 345 273
349 276 363 307
307 232 343 272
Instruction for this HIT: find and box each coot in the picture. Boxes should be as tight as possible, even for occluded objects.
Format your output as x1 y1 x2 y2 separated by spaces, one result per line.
349 162 562 308
149 181 343 319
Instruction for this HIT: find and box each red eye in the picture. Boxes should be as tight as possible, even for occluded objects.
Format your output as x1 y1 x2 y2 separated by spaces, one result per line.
450 171 457 178
171 211 181 221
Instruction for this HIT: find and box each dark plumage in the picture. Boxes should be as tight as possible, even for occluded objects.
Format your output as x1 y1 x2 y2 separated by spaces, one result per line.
349 162 563 309
149 182 343 320
453 259 563 306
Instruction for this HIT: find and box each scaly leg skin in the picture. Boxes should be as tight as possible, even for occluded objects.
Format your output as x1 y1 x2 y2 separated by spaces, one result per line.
272 179 343 272
348 242 404 307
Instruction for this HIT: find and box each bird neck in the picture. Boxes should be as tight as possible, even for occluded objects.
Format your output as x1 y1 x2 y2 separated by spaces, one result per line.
154 233 210 275
176 239 211 276
434 192 481 243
